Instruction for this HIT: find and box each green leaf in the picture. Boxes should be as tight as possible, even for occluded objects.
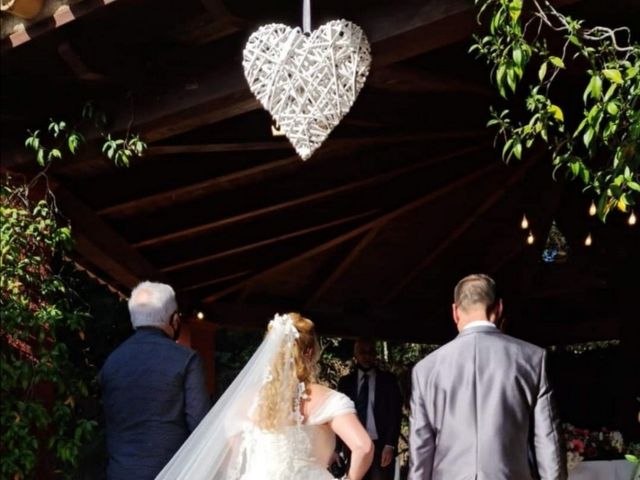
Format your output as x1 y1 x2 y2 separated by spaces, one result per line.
36 148 45 166
512 46 523 66
513 141 522 160
548 104 564 122
583 128 594 149
587 75 602 101
602 69 623 84
549 56 565 68
570 162 580 178
626 66 638 79
568 35 581 46
606 102 619 115
628 181 640 193
507 68 517 93
48 149 62 162
625 454 639 464
538 62 548 82
508 0 522 22
604 84 618 101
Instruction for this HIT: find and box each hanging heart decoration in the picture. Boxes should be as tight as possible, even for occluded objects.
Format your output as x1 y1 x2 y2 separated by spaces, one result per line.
242 19 371 160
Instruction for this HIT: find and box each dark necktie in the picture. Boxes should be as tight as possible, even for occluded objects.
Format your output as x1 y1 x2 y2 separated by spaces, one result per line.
356 373 369 426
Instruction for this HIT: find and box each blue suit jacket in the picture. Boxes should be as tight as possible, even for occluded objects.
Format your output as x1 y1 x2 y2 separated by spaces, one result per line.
99 328 211 480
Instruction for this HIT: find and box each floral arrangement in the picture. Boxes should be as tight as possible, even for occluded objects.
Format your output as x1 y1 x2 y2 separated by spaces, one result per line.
563 423 625 470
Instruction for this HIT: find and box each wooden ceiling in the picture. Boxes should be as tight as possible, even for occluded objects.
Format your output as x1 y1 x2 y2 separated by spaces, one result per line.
2 0 639 344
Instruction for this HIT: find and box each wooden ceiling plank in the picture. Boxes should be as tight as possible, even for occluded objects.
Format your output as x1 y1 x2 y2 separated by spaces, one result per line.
99 155 300 218
181 271 251 291
102 130 486 218
201 161 501 304
381 156 540 305
51 181 164 289
306 227 379 307
132 143 488 248
160 209 378 272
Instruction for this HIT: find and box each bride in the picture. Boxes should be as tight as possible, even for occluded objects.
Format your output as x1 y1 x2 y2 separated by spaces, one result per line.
155 312 374 480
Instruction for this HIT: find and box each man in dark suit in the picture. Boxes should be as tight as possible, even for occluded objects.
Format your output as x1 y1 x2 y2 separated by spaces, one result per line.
338 338 403 480
409 273 567 480
99 281 211 480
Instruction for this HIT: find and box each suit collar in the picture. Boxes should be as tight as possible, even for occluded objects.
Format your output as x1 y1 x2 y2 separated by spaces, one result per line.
456 325 503 338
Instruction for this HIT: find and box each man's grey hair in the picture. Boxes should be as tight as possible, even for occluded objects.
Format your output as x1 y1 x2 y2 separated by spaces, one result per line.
128 281 177 329
453 273 497 312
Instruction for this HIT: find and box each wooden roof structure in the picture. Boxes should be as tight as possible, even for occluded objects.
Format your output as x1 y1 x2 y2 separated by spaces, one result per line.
2 0 639 344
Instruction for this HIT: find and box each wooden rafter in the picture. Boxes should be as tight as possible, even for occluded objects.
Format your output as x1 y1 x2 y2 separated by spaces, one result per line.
161 210 378 272
381 157 539 304
181 271 252 292
103 130 486 219
51 182 164 288
131 143 488 248
201 161 501 304
99 155 300 218
368 65 491 96
145 129 485 156
306 227 379 306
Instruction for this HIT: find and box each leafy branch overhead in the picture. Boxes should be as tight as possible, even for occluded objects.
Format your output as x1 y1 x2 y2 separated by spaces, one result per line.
24 101 147 168
471 0 640 220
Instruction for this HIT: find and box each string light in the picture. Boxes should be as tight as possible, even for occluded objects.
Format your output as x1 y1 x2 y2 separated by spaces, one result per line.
629 211 637 226
526 230 535 245
196 311 205 320
520 214 529 230
584 233 592 246
589 201 597 216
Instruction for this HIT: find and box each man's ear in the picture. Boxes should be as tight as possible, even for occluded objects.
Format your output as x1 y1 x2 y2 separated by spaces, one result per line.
452 303 459 326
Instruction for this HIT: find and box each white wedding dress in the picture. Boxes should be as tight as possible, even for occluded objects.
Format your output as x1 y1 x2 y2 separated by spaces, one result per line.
155 315 355 480
236 390 355 480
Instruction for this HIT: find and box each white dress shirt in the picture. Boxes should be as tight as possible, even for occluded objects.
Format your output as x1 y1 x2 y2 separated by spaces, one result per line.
357 368 378 440
463 319 497 330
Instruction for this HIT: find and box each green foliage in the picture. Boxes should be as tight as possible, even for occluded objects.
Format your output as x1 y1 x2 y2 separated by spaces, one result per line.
471 0 640 220
0 179 97 479
1 103 147 478
24 101 147 168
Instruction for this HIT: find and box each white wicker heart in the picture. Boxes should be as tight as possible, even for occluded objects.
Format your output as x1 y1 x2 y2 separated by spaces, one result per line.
242 20 371 160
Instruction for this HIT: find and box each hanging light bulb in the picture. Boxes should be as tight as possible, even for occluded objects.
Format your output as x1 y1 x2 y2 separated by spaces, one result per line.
584 233 592 246
526 230 535 245
520 214 529 230
588 201 597 216
629 211 637 226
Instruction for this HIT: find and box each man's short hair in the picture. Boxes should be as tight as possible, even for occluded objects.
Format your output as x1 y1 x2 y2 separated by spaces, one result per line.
128 281 177 329
453 274 497 312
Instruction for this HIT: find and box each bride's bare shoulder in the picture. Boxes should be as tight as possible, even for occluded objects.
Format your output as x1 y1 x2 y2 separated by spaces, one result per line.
305 384 336 406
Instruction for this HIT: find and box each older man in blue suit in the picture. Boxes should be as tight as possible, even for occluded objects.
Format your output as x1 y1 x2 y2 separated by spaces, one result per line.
99 281 211 480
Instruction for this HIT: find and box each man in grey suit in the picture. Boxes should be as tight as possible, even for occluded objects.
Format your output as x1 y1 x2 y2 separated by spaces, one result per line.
99 281 211 480
409 274 566 480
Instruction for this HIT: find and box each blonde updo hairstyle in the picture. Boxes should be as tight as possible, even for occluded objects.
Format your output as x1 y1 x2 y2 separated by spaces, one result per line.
254 313 320 430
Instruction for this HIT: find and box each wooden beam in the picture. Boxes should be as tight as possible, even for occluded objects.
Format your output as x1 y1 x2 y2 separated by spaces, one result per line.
368 65 491 96
51 182 164 289
201 161 501 304
132 143 488 248
145 129 486 156
306 227 379 306
146 141 294 155
182 271 251 292
99 155 301 218
381 157 539 304
1 0 119 52
102 130 486 219
161 210 378 272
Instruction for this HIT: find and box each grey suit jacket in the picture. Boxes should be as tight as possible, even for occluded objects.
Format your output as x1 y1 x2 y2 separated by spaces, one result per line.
409 326 567 480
